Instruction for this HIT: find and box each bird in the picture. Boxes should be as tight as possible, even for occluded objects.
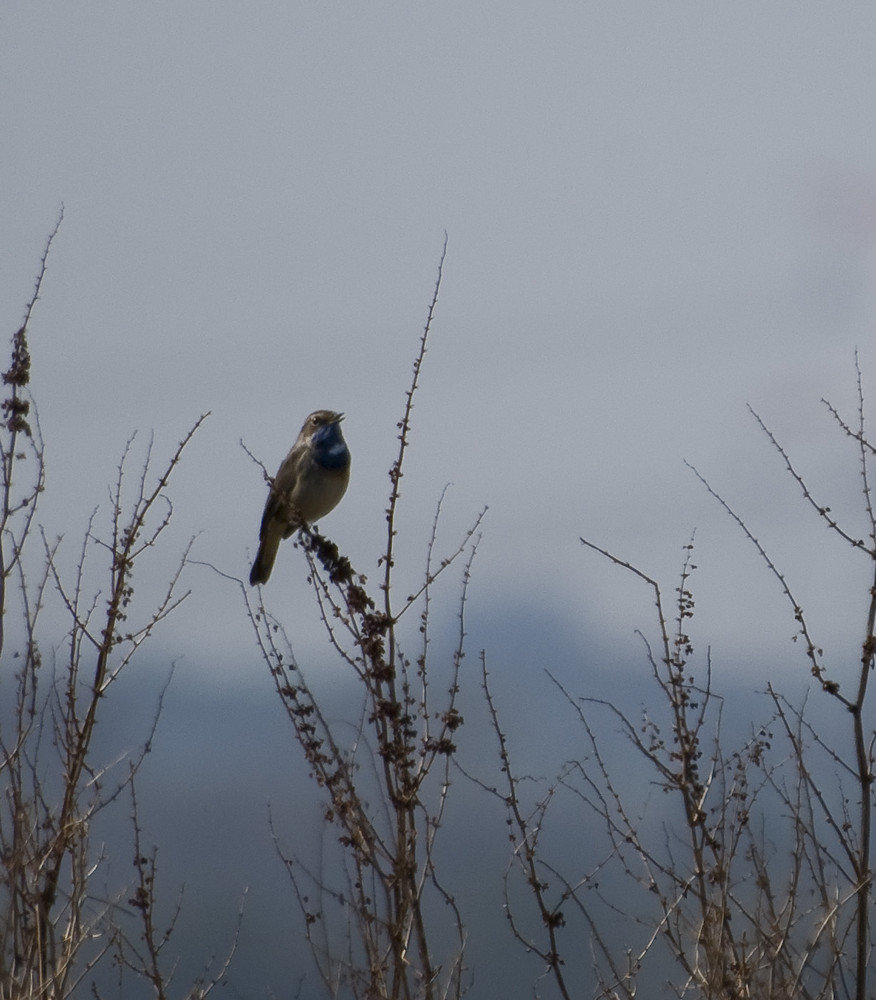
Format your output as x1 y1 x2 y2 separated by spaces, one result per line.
249 410 351 586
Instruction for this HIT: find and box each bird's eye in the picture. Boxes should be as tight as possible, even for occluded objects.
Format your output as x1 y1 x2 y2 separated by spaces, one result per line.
311 415 320 425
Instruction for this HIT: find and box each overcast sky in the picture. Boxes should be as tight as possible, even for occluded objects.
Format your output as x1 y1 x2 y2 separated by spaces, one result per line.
4 3 876 996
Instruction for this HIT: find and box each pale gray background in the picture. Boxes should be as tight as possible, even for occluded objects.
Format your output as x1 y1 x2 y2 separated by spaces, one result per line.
3 3 876 996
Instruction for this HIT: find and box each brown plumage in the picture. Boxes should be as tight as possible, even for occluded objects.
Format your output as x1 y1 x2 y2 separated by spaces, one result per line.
250 410 351 585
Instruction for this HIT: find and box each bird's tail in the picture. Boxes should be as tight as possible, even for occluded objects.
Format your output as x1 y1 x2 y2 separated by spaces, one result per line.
249 532 281 586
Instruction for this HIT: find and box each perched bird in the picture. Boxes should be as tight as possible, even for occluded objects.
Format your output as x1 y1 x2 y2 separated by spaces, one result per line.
249 410 351 586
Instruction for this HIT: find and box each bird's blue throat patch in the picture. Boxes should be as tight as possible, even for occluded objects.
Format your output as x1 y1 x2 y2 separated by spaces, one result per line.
314 425 350 469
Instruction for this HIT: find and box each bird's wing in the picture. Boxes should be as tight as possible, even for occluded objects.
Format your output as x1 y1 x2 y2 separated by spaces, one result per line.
259 447 303 539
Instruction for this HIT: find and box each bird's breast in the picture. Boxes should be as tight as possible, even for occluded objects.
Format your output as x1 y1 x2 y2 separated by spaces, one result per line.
315 441 350 470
